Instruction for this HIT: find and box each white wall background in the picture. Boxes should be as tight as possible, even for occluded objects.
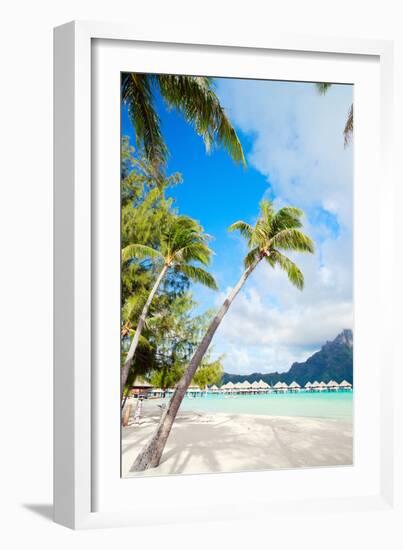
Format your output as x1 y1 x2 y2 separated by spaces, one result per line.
0 0 402 547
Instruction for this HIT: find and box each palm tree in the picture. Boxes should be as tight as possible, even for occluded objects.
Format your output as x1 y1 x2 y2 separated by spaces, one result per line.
315 83 353 146
120 215 218 398
131 200 314 470
121 73 246 169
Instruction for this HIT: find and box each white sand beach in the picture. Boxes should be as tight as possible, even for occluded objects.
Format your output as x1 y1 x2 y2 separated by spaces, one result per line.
122 399 353 477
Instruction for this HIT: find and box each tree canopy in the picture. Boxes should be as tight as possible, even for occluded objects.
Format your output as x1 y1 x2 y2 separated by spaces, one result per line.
121 137 223 394
122 73 246 170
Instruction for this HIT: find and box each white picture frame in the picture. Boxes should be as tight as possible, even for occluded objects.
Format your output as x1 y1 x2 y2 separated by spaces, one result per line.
54 20 396 530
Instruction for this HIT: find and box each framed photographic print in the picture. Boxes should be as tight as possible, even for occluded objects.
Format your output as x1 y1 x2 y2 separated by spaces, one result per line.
54 21 395 529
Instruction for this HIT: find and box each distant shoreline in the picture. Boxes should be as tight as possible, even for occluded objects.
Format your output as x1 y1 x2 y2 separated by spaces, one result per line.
129 391 353 423
122 401 353 477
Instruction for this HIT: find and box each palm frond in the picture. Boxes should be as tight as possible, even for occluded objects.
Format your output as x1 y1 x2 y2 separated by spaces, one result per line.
216 112 246 166
228 220 254 242
344 104 353 147
270 228 314 254
267 250 304 290
175 264 218 290
121 293 146 323
174 241 212 265
315 82 332 95
163 215 213 266
228 201 315 286
244 247 261 268
121 73 167 168
122 243 163 263
253 219 272 246
259 199 275 224
271 207 303 232
157 75 246 166
162 215 199 249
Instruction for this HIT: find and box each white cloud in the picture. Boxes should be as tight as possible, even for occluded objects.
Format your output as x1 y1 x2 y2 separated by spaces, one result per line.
219 343 317 376
212 280 352 373
210 79 353 374
218 80 353 228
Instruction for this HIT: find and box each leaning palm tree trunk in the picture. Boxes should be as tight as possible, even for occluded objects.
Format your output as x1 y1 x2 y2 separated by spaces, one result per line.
121 391 130 411
121 264 169 399
132 257 261 471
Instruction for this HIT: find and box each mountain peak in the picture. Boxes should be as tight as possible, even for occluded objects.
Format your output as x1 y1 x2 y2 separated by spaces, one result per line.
331 329 353 349
222 330 354 386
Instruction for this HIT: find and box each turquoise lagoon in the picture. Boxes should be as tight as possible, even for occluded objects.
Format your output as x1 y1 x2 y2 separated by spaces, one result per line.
166 392 353 422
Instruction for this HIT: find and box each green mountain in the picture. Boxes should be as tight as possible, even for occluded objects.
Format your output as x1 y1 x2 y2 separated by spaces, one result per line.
221 329 353 386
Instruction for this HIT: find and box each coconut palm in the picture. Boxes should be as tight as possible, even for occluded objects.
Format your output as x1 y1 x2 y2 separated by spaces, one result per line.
315 82 353 146
120 215 218 398
121 73 246 169
132 200 314 470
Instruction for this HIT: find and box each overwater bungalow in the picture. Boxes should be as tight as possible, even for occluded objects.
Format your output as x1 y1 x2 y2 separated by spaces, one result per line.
150 387 164 398
326 380 339 392
339 380 353 391
187 385 202 397
189 378 351 396
241 380 252 393
258 380 271 393
273 381 288 393
289 381 301 393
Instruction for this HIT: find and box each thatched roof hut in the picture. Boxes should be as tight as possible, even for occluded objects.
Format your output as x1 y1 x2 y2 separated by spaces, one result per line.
326 380 340 390
289 381 301 392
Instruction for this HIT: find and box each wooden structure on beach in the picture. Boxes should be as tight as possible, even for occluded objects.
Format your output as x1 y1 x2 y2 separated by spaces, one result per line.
129 376 153 398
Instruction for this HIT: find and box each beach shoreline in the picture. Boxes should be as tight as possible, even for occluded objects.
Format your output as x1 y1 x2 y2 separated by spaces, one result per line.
122 400 353 477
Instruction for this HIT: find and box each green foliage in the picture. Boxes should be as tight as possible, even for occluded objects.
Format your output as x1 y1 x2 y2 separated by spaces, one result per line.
123 214 215 268
122 211 218 297
150 361 184 390
121 73 246 170
229 199 314 289
315 82 332 95
175 264 218 291
192 357 224 389
146 295 219 389
121 137 218 388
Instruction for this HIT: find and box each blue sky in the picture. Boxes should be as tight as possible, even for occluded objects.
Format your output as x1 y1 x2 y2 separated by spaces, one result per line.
121 93 268 308
122 77 353 374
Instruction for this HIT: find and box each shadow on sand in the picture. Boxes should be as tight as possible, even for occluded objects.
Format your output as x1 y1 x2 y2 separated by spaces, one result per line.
125 411 353 477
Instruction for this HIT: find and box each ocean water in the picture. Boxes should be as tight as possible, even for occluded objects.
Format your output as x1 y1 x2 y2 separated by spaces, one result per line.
163 392 353 421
